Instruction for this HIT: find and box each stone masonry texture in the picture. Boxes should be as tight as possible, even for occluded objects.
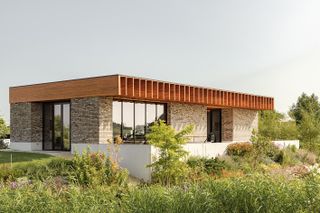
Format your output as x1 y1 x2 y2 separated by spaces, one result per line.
221 108 258 142
71 97 112 144
10 102 43 142
167 103 207 142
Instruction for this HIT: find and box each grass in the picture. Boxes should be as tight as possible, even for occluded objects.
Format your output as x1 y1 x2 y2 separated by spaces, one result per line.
0 151 53 164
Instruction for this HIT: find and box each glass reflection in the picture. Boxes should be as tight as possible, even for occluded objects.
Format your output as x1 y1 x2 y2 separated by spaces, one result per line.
135 103 145 142
112 101 122 139
122 102 134 141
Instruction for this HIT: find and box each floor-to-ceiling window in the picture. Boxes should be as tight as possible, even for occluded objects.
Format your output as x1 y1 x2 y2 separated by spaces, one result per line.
112 100 166 143
43 102 71 151
207 109 222 142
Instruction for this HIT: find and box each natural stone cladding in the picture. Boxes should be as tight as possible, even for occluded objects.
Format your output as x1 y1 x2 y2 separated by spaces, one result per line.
10 102 43 142
221 108 258 142
71 97 112 144
233 109 258 142
167 103 207 142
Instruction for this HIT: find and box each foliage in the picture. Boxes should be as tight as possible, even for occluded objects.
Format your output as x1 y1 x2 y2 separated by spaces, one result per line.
259 110 298 140
187 156 227 177
289 93 320 124
0 158 72 182
146 120 193 186
69 150 128 187
0 117 9 139
226 142 253 157
1 175 320 212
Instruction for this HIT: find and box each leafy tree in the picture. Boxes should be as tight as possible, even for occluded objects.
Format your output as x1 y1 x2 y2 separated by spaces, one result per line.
258 110 298 140
146 120 193 186
289 93 320 124
0 116 9 139
298 110 320 154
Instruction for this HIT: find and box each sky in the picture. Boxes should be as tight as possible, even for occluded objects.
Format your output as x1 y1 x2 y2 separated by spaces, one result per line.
1 0 320 123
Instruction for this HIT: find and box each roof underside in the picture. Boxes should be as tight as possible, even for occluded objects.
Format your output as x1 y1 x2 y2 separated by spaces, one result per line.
9 74 274 110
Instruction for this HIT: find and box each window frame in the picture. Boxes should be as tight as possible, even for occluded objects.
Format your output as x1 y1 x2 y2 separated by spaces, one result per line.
112 100 167 143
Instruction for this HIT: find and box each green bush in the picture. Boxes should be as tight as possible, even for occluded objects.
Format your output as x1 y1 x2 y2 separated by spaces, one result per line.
69 151 128 187
226 142 253 157
187 157 227 176
146 120 193 186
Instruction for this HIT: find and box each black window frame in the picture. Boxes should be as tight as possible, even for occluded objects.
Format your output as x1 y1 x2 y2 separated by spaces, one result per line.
112 100 167 143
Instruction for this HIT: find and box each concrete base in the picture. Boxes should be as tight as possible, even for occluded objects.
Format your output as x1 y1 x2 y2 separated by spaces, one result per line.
9 142 42 151
72 143 154 182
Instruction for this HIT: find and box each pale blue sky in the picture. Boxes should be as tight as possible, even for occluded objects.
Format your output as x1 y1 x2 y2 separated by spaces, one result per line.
1 0 320 123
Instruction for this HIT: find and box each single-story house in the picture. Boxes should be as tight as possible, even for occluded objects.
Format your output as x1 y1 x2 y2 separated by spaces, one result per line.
9 74 274 180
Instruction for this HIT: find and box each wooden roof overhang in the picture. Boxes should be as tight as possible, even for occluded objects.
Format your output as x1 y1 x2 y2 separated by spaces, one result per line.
9 74 274 110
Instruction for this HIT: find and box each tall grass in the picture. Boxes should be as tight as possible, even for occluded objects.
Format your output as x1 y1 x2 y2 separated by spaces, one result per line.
1 174 320 212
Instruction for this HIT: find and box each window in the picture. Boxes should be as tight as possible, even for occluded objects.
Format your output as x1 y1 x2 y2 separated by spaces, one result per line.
112 101 166 143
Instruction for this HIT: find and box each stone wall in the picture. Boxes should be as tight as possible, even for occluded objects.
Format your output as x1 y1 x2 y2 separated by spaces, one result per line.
167 103 207 142
71 97 112 144
10 102 43 143
221 108 258 142
233 109 258 142
221 109 233 141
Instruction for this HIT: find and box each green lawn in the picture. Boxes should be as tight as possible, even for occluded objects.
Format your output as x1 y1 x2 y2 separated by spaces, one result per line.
0 151 53 164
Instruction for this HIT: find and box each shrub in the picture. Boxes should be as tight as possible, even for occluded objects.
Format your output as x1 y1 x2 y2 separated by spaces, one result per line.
296 149 317 165
226 142 253 157
146 120 193 186
69 150 128 187
187 157 227 177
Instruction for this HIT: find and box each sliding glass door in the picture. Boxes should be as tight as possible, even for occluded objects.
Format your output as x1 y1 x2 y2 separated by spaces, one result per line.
43 102 71 151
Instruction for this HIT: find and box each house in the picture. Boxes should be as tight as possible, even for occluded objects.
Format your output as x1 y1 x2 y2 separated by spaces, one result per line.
9 74 274 180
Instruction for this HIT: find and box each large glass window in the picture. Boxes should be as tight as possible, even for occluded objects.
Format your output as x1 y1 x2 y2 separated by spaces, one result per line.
122 102 134 142
112 101 166 143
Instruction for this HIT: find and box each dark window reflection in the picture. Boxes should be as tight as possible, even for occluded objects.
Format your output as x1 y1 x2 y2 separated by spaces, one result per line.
63 104 70 150
112 101 122 138
146 104 156 133
54 104 62 150
122 102 134 142
135 103 146 142
112 101 166 143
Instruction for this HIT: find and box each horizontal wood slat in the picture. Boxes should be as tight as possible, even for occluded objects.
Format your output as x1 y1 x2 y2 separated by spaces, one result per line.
10 74 274 110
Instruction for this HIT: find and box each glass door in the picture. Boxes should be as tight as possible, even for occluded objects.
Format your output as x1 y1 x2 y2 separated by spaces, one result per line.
43 102 70 151
207 109 222 142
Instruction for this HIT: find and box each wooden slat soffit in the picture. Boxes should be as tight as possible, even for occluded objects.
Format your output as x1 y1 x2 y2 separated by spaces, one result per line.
10 74 274 110
118 75 273 110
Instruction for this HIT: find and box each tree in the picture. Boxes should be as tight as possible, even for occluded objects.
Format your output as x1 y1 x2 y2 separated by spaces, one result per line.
258 110 298 140
289 93 320 124
146 120 193 186
0 116 9 139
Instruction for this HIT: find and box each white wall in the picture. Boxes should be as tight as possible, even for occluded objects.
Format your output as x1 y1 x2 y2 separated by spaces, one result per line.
71 143 153 182
273 140 300 149
9 142 42 151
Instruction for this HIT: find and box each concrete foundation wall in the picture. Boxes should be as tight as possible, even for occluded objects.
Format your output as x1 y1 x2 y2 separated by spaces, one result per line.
167 103 207 142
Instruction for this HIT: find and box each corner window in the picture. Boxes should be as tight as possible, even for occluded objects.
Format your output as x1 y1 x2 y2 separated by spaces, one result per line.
112 101 167 143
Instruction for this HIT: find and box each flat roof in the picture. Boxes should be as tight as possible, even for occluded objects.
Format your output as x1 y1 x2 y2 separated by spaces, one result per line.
9 74 274 110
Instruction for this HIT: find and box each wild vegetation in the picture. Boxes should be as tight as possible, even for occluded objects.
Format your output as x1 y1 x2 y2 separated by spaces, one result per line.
2 92 320 212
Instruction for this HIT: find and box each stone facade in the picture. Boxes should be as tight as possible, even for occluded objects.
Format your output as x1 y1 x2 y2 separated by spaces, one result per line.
167 103 207 142
221 109 233 141
71 97 112 144
221 108 258 142
233 109 258 142
10 102 43 143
